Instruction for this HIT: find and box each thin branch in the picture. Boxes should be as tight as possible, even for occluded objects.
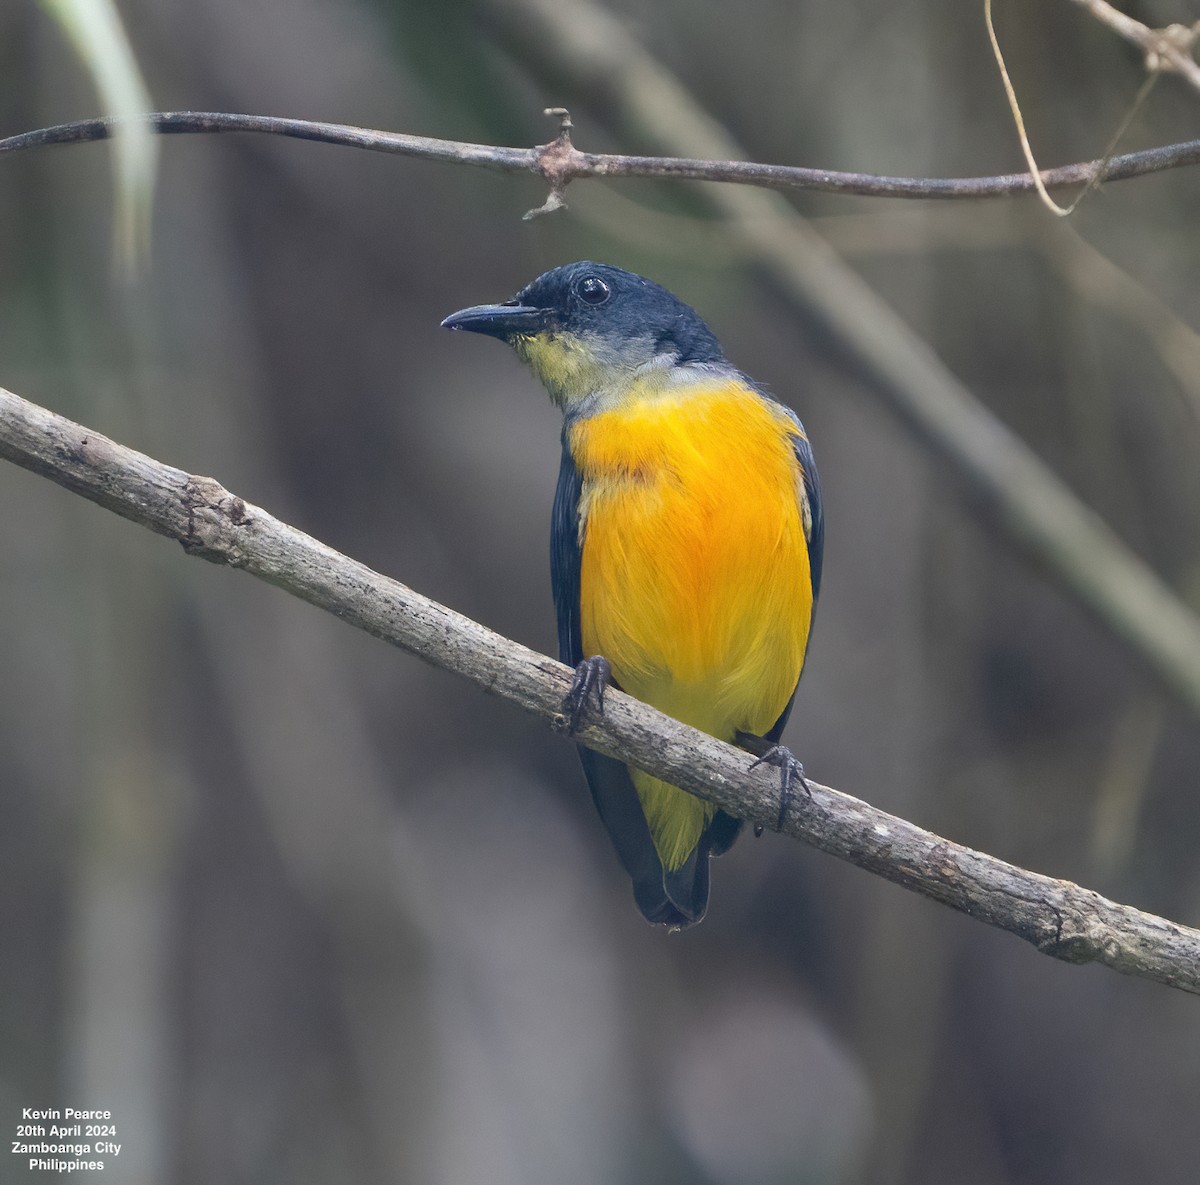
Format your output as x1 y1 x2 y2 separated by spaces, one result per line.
1 383 1199 992
1070 0 1200 93
2 110 1200 208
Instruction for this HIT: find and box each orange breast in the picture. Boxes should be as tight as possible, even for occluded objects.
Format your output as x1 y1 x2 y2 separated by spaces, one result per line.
569 382 814 742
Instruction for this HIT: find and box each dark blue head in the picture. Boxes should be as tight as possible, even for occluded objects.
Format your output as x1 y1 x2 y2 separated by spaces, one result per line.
442 262 727 407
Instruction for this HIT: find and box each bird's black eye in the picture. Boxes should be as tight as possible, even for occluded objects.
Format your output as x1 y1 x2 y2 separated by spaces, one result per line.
576 275 611 306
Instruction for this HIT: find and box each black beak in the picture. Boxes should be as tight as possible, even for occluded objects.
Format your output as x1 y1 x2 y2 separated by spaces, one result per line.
440 302 548 340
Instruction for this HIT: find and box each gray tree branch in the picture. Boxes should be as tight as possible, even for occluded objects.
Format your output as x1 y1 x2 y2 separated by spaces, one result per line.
3 382 1200 995
1 110 1199 206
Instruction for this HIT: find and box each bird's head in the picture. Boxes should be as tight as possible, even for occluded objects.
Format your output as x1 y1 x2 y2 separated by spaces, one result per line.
441 262 726 410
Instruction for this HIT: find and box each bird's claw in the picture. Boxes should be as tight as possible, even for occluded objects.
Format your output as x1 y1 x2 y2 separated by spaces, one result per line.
562 655 612 735
748 744 812 830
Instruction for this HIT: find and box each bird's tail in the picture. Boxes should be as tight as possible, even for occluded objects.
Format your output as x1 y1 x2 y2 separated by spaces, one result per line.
578 747 741 928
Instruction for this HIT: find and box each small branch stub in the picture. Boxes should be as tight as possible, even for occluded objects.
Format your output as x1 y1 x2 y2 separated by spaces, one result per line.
1144 21 1200 74
525 107 579 219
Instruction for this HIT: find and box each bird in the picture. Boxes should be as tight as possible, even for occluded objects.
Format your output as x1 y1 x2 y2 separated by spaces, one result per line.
442 262 822 928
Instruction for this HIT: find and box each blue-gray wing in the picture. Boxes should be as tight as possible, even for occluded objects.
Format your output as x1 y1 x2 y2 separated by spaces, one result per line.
761 417 824 746
550 437 584 666
793 420 824 604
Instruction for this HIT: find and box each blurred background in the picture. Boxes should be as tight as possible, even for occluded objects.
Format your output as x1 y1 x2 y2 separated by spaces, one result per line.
3 0 1200 1181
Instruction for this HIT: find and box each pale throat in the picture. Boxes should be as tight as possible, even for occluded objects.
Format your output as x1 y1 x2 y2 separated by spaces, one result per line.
514 331 730 415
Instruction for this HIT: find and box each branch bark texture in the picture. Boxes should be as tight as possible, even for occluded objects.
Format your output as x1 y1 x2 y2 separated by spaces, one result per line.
3 383 1200 995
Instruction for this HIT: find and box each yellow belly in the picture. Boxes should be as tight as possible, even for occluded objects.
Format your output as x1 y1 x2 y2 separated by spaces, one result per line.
570 382 813 868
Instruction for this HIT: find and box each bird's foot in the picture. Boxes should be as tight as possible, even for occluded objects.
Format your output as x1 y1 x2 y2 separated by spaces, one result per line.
561 655 613 735
748 744 812 831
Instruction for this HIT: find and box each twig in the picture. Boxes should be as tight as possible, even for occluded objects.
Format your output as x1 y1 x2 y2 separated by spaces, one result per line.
2 109 1200 209
1 381 1199 993
987 0 1160 217
1069 0 1200 94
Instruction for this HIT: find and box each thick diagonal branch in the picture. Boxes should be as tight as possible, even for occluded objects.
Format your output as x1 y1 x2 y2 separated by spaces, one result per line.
2 383 1199 995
